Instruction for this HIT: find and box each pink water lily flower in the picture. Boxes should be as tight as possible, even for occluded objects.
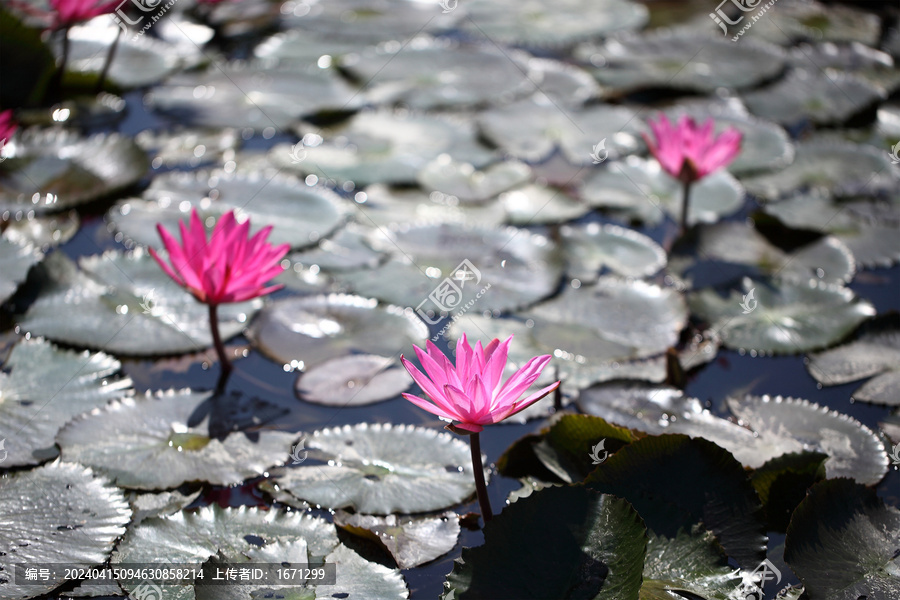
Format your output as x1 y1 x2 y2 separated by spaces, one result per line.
644 114 742 182
150 208 289 306
0 110 17 152
49 0 119 27
401 334 560 433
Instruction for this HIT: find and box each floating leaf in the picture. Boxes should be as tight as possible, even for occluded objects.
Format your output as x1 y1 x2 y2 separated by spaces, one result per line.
247 294 428 370
269 111 494 185
580 157 745 226
416 158 530 203
254 31 372 67
146 63 361 130
282 0 455 42
356 184 508 228
334 510 460 569
807 317 900 405
346 41 536 109
560 222 667 281
460 0 647 46
576 31 786 94
785 479 900 598
0 462 131 600
586 434 767 567
0 237 40 304
2 210 79 249
743 68 885 126
110 169 347 250
296 354 411 406
135 128 241 170
750 452 827 532
443 486 646 600
787 42 900 94
738 0 881 46
289 224 384 272
477 98 645 165
56 390 297 490
0 130 147 213
19 250 261 356
579 384 889 485
0 337 131 467
267 423 477 514
334 224 562 315
128 489 202 526
688 276 875 354
500 183 591 225
742 142 899 201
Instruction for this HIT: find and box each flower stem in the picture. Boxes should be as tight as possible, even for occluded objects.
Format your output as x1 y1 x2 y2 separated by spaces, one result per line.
208 303 233 376
469 431 493 523
95 27 122 94
49 26 70 103
680 179 692 235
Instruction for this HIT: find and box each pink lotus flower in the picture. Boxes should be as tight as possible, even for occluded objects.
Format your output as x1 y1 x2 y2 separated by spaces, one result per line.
400 334 560 433
49 0 119 27
150 208 289 305
0 110 17 153
644 114 742 183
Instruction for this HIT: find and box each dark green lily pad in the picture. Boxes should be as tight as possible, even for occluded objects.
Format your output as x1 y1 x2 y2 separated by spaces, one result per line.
687 276 875 354
19 250 261 356
580 157 745 226
247 293 428 370
784 479 900 598
56 389 297 489
265 423 477 514
0 129 147 214
110 169 347 250
334 510 460 569
0 461 131 600
0 337 131 467
750 452 827 532
443 486 646 600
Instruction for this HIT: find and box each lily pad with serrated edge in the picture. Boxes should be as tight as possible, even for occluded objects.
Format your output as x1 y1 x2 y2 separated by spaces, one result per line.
785 479 900 598
0 461 131 600
146 62 362 130
580 156 745 226
687 276 875 354
807 316 900 405
128 489 203 526
355 184 508 229
270 111 495 186
289 224 384 272
442 486 646 599
267 423 477 515
559 222 667 282
578 383 889 485
0 337 132 467
743 142 900 201
416 158 531 204
334 511 460 569
477 97 645 165
575 30 786 94
743 68 886 126
109 169 347 250
19 250 261 356
0 237 40 304
346 41 536 110
0 129 147 214
247 293 428 370
295 354 411 406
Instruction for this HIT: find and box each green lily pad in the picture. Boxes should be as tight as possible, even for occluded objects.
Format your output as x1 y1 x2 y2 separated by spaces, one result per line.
580 157 745 226
247 293 428 370
560 222 667 282
750 452 827 532
289 224 384 272
265 423 477 514
2 210 79 249
688 276 875 354
146 63 362 130
586 434 767 567
128 489 202 525
333 223 562 315
19 250 261 356
784 479 900 599
460 0 647 47
0 461 131 600
443 486 646 600
0 236 40 304
477 98 645 165
0 129 147 214
253 31 372 67
500 184 591 225
807 316 900 405
110 169 347 250
742 142 899 201
56 389 297 489
575 31 786 94
269 111 494 186
765 193 900 269
787 42 900 94
416 158 531 203
355 184 508 228
334 510 460 569
282 0 456 42
738 0 881 46
743 68 885 126
0 337 131 467
296 354 411 406
135 128 241 170
346 41 536 109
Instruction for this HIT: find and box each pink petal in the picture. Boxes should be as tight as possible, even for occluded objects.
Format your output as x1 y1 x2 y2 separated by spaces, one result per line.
401 393 457 421
493 380 560 424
